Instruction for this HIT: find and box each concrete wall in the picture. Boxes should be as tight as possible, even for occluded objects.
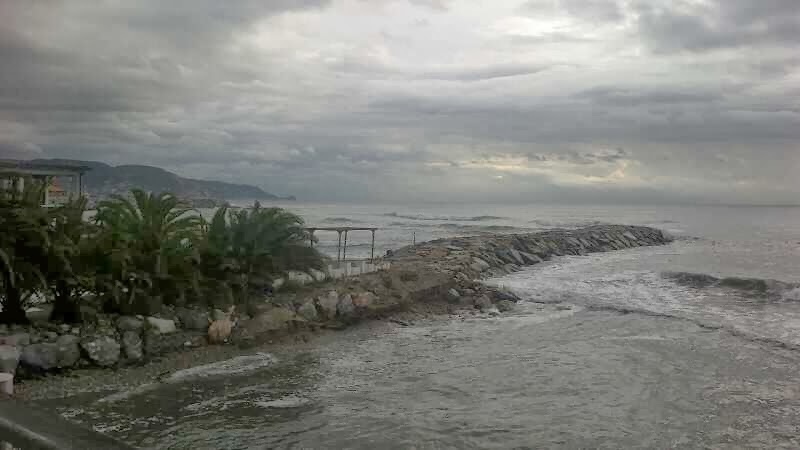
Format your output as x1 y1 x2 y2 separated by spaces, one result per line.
274 260 391 290
325 260 391 280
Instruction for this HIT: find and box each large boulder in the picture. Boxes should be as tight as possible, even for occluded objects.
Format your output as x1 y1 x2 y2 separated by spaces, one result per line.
447 288 461 304
175 307 210 331
499 249 525 265
470 257 491 273
78 304 100 324
296 300 319 322
519 251 543 265
55 335 81 368
143 328 188 357
121 331 143 361
496 300 516 312
474 295 495 312
287 271 314 285
80 336 120 367
146 317 177 334
20 343 59 371
25 306 53 325
337 294 355 318
493 290 521 303
0 333 30 347
206 308 228 328
250 308 296 332
0 345 20 374
309 268 327 283
116 316 144 332
43 331 59 342
352 292 378 309
317 291 339 320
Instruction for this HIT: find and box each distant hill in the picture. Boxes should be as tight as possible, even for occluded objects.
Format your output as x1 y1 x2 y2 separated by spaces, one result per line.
30 159 293 203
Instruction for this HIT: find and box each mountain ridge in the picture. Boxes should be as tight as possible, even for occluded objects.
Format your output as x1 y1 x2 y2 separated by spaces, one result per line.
29 159 293 202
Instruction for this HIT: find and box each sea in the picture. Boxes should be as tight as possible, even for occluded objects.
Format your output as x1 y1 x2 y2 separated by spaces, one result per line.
38 203 800 448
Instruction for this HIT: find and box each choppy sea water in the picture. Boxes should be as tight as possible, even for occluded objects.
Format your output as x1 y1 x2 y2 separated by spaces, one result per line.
39 204 800 448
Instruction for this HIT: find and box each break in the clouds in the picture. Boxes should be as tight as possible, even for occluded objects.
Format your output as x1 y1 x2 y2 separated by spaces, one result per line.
1 0 798 204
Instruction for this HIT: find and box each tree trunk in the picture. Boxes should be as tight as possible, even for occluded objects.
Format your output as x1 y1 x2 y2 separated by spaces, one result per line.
50 280 80 323
0 285 28 324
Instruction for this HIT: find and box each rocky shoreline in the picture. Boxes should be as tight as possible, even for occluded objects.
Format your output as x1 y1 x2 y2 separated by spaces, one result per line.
1 225 673 390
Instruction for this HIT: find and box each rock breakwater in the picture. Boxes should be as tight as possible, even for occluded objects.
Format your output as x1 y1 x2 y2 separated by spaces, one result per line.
2 225 671 380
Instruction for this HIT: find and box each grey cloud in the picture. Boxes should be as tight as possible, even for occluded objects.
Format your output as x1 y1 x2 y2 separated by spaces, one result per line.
407 0 451 11
331 56 552 82
0 0 798 204
508 32 596 45
632 0 800 52
0 141 44 160
521 0 623 23
575 87 724 106
418 64 552 81
525 148 629 165
559 0 622 22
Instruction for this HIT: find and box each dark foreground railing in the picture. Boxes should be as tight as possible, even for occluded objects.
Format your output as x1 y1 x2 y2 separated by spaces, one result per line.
0 399 136 449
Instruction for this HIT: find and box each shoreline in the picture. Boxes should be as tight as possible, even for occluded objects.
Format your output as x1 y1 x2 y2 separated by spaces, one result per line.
7 224 673 400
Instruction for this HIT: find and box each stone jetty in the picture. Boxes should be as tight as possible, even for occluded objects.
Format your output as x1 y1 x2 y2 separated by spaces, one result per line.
0 225 672 379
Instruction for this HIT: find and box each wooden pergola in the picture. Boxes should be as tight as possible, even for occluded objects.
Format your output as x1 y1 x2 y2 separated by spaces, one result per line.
306 227 379 262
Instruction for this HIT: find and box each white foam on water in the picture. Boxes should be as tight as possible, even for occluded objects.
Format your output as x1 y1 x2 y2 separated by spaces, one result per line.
256 394 311 409
167 352 276 382
97 383 159 403
491 246 800 349
96 353 277 404
183 386 311 415
782 287 800 302
184 396 250 413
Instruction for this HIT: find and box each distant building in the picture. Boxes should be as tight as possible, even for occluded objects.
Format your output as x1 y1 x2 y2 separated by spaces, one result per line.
0 160 91 207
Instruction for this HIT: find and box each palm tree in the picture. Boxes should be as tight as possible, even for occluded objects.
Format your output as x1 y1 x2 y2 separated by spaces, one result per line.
94 189 202 314
0 181 51 323
197 203 322 304
48 197 96 322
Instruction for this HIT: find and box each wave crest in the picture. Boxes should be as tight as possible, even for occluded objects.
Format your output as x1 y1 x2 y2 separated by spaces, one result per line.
663 271 799 300
322 217 362 224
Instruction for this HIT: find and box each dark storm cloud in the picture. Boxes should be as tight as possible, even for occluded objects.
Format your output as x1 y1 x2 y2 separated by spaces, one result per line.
0 0 798 204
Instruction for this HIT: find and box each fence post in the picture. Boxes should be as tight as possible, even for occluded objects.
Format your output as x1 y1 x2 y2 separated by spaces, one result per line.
370 230 375 261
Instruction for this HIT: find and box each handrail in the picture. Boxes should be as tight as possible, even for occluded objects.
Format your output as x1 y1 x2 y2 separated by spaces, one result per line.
0 398 136 449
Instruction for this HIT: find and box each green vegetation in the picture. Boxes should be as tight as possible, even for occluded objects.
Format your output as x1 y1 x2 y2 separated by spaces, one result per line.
0 185 321 324
198 203 323 307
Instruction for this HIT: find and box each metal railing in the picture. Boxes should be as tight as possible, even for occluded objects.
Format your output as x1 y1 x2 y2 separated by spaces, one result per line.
0 398 136 449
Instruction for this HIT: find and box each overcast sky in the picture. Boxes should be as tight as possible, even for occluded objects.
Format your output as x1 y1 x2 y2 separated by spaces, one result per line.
1 0 798 204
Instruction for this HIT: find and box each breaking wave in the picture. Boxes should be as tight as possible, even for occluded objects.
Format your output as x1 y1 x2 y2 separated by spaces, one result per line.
584 303 800 351
527 219 608 228
438 223 520 232
322 217 362 224
663 271 800 300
